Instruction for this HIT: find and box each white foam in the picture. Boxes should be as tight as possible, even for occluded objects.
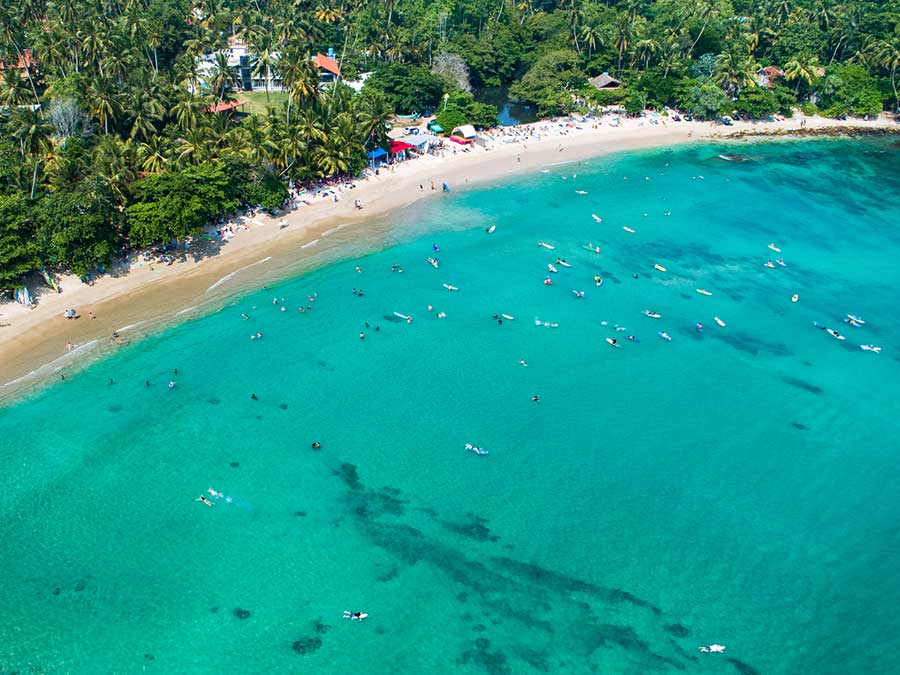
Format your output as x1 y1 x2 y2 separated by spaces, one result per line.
205 256 272 293
301 239 319 249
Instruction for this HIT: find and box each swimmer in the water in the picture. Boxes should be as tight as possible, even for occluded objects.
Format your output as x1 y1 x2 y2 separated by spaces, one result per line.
532 394 540 402
311 441 321 449
251 393 258 400
519 360 528 367
168 381 176 388
241 313 249 320
196 495 214 506
359 332 365 339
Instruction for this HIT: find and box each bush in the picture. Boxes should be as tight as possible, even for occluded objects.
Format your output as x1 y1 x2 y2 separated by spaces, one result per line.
363 64 445 115
800 102 818 116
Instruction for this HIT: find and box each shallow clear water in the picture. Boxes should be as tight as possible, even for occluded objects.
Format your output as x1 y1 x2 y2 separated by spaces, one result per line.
3 139 900 675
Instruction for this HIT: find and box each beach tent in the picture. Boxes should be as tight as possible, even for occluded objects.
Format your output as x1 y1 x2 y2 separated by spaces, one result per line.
367 147 387 168
389 140 416 154
451 124 477 139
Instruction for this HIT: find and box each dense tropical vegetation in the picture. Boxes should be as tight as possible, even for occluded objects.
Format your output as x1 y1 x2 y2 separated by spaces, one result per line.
1 0 899 287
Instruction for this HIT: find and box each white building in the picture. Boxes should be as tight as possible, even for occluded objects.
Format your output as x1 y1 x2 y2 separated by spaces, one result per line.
194 40 342 95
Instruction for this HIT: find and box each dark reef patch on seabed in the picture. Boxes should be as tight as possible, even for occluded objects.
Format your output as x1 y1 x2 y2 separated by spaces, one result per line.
325 462 754 674
713 330 792 357
727 657 761 675
781 376 824 395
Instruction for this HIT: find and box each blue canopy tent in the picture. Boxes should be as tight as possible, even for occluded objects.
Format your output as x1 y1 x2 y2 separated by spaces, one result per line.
367 147 387 167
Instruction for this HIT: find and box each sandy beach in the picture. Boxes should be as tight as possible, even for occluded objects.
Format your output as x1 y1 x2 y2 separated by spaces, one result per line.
1 112 896 398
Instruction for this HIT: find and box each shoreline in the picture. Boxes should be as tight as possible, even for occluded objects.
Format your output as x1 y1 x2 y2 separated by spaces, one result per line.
1 113 897 401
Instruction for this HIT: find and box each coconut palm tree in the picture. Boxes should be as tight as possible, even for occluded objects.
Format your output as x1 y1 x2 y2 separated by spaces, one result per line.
713 50 759 96
580 25 604 60
871 37 900 111
784 54 820 93
209 52 239 105
138 135 169 173
251 38 279 103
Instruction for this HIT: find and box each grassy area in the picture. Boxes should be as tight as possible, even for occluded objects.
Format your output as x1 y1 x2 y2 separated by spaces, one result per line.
241 90 289 115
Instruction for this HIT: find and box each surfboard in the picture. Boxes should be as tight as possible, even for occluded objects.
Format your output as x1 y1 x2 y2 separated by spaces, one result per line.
696 289 712 296
605 337 621 348
654 264 667 272
500 314 515 321
714 317 726 327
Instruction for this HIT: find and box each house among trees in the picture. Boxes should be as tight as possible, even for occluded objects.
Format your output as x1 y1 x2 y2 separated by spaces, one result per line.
589 72 621 90
0 49 37 75
312 50 342 84
756 66 784 88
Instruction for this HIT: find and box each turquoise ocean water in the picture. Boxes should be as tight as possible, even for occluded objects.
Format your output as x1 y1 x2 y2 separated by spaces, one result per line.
2 139 900 675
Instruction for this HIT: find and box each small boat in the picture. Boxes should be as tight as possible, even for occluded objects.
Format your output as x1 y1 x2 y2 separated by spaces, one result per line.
643 310 661 319
776 259 786 267
486 225 496 234
696 289 712 296
427 257 439 268
543 277 553 285
547 264 558 273
699 644 726 654
658 331 672 341
582 244 601 253
538 241 555 250
556 259 571 268
442 283 459 291
847 314 865 325
572 290 585 298
465 443 489 456
592 214 602 223
860 344 881 353
605 337 621 348
768 243 781 253
654 264 667 272
714 317 726 327
792 294 799 303
575 190 588 195
764 261 776 268
623 226 635 233
500 314 515 321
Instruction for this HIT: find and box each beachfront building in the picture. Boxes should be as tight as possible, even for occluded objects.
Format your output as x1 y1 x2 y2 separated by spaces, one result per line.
589 72 621 90
193 40 342 95
755 66 784 88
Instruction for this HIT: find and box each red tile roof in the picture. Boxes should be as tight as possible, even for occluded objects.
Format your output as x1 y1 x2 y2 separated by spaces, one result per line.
0 49 37 72
313 53 341 78
203 99 247 113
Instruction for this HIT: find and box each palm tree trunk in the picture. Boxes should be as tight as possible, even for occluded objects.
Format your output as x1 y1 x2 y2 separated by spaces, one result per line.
688 21 708 58
30 158 39 199
13 43 40 107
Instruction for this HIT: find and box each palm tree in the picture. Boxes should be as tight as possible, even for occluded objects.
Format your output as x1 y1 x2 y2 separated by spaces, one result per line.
176 127 213 165
0 67 29 107
87 80 121 135
138 135 168 173
580 25 604 60
872 37 900 111
713 50 759 96
686 1 719 59
209 52 239 104
355 91 392 149
613 14 632 73
251 38 279 103
784 54 820 93
128 88 165 141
